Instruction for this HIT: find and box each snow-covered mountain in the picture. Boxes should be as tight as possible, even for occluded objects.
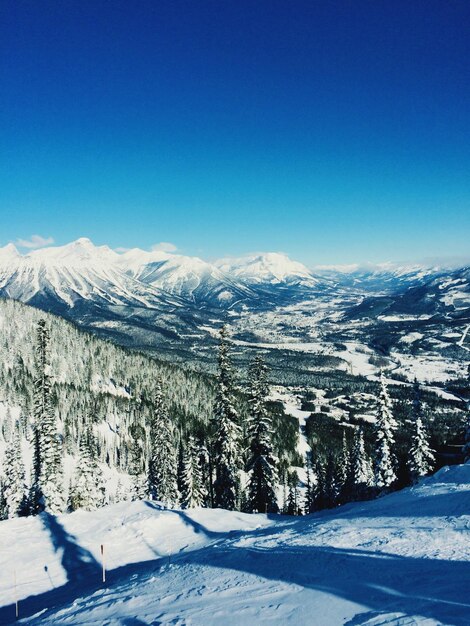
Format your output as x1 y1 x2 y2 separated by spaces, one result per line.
314 261 444 292
1 462 468 625
0 238 469 365
216 252 321 287
0 238 186 311
117 248 257 306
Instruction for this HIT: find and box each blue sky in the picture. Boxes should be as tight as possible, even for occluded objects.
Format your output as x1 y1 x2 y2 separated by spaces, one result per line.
1 1 469 265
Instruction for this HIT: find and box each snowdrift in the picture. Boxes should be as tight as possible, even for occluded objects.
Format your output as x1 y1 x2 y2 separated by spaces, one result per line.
0 463 469 625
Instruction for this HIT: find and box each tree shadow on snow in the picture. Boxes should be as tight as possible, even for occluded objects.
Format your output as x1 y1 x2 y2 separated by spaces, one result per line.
40 512 101 583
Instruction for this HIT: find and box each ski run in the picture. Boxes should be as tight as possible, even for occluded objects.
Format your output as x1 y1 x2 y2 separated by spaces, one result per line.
0 462 468 625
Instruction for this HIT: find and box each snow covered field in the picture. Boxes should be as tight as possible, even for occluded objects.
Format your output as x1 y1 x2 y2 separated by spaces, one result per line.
0 463 469 625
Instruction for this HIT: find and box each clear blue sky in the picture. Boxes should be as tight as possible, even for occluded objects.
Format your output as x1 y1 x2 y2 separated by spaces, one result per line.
1 1 469 265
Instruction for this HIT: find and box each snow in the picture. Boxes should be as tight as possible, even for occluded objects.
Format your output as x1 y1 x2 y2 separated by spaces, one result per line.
215 252 317 285
1 463 469 625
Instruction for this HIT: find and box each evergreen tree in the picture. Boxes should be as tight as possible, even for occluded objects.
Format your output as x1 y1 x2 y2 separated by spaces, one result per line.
212 326 241 510
284 470 301 515
313 458 327 511
128 421 147 500
147 380 179 507
324 453 340 508
2 426 26 518
0 481 8 521
373 373 398 490
463 412 470 463
285 484 297 515
347 427 373 501
408 382 434 483
33 319 64 514
114 479 129 503
2 407 12 442
246 356 278 514
303 455 316 514
462 368 470 462
69 427 106 511
180 436 206 508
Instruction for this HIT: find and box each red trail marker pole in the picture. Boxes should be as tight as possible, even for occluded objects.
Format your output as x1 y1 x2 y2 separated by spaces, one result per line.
13 569 18 620
100 544 106 583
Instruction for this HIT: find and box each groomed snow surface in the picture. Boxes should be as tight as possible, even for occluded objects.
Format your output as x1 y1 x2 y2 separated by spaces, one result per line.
1 464 469 626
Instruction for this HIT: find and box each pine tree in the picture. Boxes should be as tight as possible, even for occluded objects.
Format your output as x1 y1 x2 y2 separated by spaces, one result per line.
283 470 301 515
212 326 241 510
69 427 106 511
408 382 434 483
147 380 179 507
2 426 26 517
180 436 206 508
246 356 278 514
313 458 327 511
462 367 470 462
303 455 316 514
346 427 374 501
463 412 470 463
324 453 340 508
285 484 297 515
114 479 129 503
128 422 147 500
33 319 64 514
373 373 398 490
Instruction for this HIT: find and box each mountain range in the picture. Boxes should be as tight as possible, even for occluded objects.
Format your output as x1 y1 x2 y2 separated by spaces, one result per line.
0 238 468 372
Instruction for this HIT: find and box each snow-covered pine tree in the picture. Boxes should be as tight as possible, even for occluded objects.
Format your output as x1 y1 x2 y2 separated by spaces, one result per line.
246 355 278 514
212 325 241 510
2 407 12 442
463 411 470 463
313 458 327 511
408 417 435 483
180 435 206 508
147 380 179 507
285 484 297 515
373 372 398 491
2 425 26 517
324 453 340 508
128 421 147 500
408 382 434 483
303 454 316 514
68 426 106 511
347 427 374 501
114 479 129 503
283 470 301 515
33 319 64 514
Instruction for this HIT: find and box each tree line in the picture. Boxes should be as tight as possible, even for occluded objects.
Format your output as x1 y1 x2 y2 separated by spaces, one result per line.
2 317 466 520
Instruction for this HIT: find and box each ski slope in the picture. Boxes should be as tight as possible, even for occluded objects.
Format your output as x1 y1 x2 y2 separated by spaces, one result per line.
0 464 469 625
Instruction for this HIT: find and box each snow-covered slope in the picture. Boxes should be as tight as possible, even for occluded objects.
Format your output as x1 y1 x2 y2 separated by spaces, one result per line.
1 463 469 625
118 248 256 305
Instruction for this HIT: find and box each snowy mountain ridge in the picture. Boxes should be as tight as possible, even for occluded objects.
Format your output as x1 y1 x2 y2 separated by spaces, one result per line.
0 238 469 367
0 461 469 625
2 238 465 301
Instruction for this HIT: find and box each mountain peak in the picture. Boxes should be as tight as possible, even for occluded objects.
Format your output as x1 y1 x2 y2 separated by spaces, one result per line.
215 251 314 284
28 238 118 265
0 243 21 260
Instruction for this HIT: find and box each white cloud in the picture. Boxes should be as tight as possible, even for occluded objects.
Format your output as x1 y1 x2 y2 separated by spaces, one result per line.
114 246 130 253
151 242 178 253
15 234 55 249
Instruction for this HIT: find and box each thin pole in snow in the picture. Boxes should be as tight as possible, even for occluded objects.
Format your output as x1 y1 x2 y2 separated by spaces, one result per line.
13 569 18 619
100 544 106 583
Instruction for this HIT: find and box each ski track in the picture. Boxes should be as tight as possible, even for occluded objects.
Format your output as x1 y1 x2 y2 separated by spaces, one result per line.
0 464 469 625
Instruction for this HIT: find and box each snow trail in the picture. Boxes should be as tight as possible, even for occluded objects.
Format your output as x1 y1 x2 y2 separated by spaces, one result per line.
0 464 469 625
